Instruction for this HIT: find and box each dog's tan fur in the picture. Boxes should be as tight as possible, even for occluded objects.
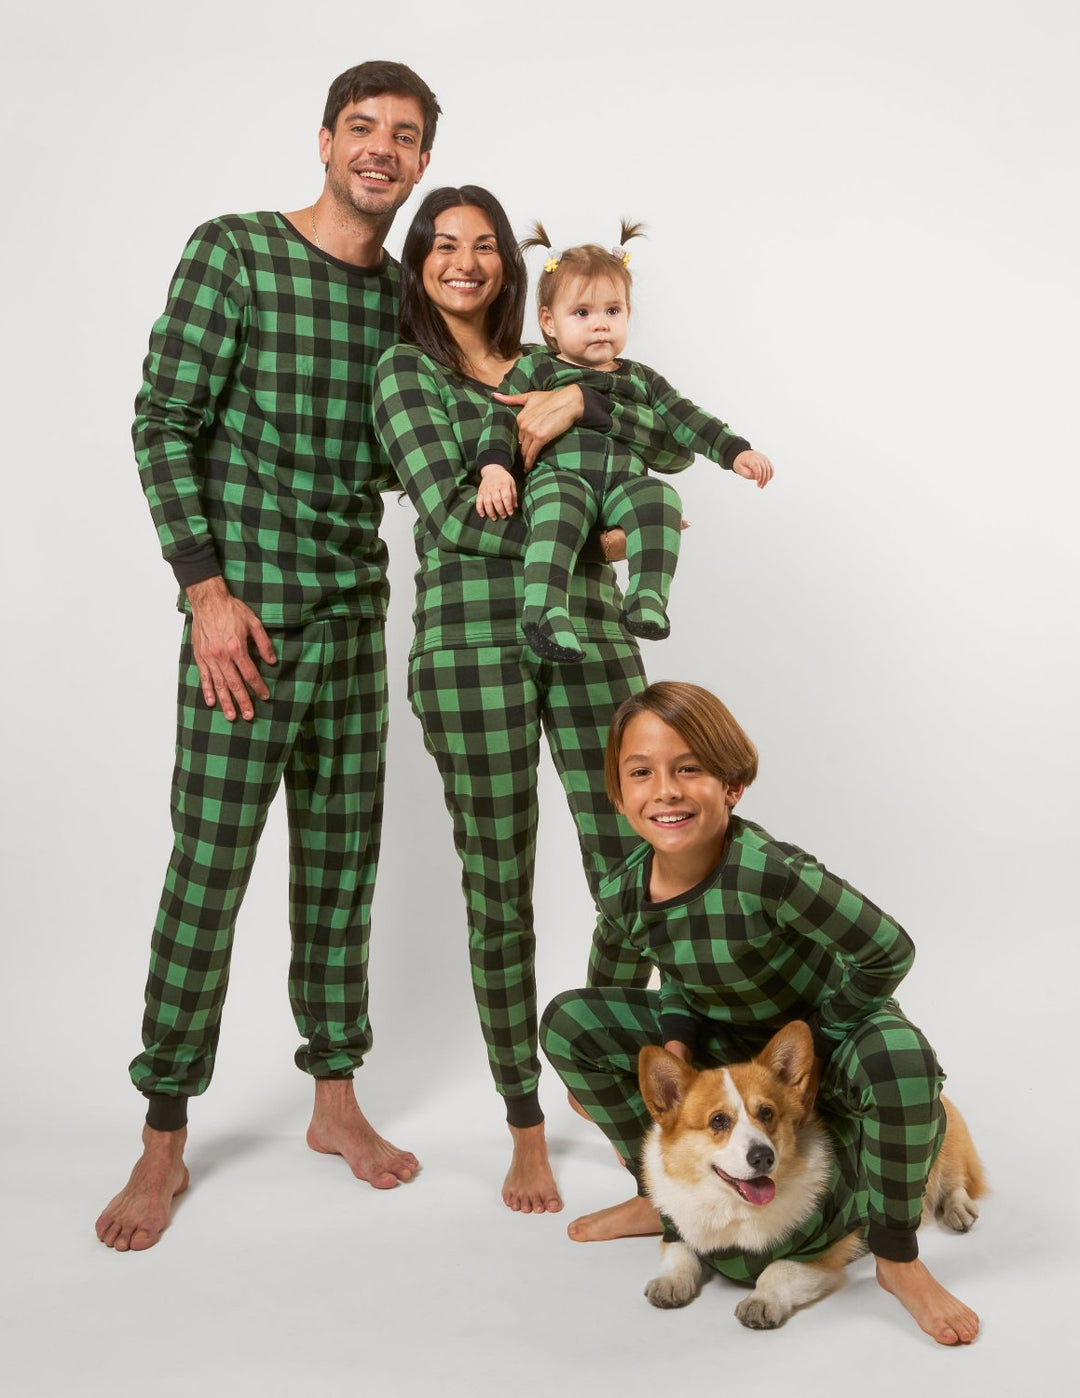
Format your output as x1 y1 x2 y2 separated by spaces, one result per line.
639 1022 986 1329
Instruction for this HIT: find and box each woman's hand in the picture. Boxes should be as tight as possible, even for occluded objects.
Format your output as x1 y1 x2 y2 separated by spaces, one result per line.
493 384 585 470
476 463 518 519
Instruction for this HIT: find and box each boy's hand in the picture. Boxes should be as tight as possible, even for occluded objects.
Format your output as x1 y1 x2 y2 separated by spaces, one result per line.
476 463 518 519
732 449 774 488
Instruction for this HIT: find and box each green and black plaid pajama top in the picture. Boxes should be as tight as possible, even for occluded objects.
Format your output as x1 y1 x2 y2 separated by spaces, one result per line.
130 213 401 1127
476 352 751 658
542 817 946 1262
373 342 697 1126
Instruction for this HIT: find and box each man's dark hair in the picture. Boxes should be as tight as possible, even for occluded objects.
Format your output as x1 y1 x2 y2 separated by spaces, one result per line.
398 186 526 379
322 61 441 153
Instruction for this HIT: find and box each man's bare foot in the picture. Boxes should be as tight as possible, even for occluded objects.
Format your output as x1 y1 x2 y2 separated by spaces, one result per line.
307 1079 418 1188
503 1122 562 1213
567 1193 661 1242
95 1124 189 1252
876 1257 980 1345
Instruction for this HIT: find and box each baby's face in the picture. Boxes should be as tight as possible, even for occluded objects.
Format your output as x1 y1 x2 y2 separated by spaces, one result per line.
540 274 629 371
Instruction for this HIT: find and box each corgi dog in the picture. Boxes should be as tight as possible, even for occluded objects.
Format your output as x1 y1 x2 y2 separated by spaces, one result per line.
639 1021 986 1329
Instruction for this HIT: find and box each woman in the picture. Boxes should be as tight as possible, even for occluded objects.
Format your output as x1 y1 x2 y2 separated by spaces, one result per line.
373 186 692 1213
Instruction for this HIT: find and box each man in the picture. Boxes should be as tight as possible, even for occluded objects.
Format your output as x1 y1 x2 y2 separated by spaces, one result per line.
96 61 439 1251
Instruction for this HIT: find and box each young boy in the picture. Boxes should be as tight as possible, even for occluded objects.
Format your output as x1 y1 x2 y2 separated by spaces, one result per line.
541 681 981 1346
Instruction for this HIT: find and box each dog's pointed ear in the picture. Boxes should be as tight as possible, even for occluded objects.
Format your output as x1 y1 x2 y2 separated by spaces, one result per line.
639 1046 695 1125
756 1022 819 1121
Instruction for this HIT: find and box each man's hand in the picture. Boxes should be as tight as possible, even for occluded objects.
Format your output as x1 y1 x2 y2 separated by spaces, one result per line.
186 576 277 722
493 384 586 471
476 463 518 519
732 449 774 488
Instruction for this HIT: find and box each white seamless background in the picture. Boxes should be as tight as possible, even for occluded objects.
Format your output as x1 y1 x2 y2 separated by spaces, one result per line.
2 3 1076 1395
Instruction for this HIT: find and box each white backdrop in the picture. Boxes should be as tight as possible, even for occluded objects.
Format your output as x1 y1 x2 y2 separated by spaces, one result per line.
2 2 1077 1394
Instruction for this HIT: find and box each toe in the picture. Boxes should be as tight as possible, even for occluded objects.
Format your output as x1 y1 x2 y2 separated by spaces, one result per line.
546 1196 563 1213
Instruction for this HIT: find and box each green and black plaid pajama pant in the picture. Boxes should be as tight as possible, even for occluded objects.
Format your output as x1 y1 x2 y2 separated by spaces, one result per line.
521 462 683 646
130 615 388 1127
408 640 651 1126
540 988 945 1261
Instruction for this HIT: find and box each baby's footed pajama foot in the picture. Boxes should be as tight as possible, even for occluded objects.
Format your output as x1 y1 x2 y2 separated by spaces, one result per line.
620 590 670 641
523 608 585 662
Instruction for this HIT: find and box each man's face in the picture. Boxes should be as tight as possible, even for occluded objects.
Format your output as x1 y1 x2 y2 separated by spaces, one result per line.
319 92 430 219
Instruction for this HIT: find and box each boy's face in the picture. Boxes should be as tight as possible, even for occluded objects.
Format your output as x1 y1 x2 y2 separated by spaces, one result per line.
614 712 742 865
540 274 628 371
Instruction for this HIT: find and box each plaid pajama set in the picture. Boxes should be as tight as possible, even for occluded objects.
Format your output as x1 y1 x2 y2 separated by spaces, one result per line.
476 352 750 659
373 344 697 1126
541 817 945 1262
131 213 400 1127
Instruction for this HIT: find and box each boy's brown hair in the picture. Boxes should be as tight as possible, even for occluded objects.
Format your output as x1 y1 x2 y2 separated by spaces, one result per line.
522 220 644 351
604 682 759 806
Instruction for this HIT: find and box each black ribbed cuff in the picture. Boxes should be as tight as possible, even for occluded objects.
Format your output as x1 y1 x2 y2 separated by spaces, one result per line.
659 1015 702 1057
579 387 612 432
867 1222 919 1262
719 435 752 470
505 1090 545 1128
170 539 221 589
143 1093 189 1132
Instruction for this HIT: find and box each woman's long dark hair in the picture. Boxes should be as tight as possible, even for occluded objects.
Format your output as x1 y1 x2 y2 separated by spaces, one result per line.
398 185 526 378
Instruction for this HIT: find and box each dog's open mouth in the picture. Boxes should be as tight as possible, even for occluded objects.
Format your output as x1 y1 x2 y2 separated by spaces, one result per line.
713 1164 776 1206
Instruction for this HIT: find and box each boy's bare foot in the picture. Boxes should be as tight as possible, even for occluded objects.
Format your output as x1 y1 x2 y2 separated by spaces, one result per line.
503 1122 562 1213
567 1193 662 1242
95 1124 189 1252
307 1079 418 1188
876 1257 980 1345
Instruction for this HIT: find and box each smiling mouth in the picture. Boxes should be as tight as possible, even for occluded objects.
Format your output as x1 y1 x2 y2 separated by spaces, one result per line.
357 169 393 183
444 279 483 290
713 1164 776 1206
650 812 693 826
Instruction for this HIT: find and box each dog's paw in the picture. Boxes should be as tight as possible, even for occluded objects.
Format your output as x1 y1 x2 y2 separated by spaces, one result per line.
940 1187 979 1233
644 1275 697 1309
735 1295 789 1330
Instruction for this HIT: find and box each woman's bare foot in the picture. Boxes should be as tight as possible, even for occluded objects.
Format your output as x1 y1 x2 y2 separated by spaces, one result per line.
95 1124 189 1252
503 1122 562 1213
876 1257 980 1345
567 1193 661 1242
307 1079 418 1188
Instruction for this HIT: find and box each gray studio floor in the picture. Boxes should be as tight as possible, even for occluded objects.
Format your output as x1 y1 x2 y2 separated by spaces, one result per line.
4 1062 1063 1398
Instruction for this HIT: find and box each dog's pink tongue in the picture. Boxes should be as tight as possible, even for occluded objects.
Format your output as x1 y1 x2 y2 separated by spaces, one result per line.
737 1176 776 1206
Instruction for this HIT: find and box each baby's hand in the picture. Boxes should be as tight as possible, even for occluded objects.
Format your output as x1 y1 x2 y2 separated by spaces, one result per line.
732 450 774 489
476 463 518 519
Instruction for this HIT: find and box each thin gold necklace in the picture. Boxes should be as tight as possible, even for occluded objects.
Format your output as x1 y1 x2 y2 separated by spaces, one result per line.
310 205 323 250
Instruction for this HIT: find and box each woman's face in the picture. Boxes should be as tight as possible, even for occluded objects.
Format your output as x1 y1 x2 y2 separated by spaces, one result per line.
421 205 505 328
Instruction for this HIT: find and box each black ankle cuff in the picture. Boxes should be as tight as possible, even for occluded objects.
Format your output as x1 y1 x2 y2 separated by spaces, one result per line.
868 1222 919 1262
143 1093 189 1132
505 1091 545 1128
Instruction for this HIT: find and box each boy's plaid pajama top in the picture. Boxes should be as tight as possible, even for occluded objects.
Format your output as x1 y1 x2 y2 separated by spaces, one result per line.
130 213 400 1126
541 816 946 1262
373 342 700 1126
